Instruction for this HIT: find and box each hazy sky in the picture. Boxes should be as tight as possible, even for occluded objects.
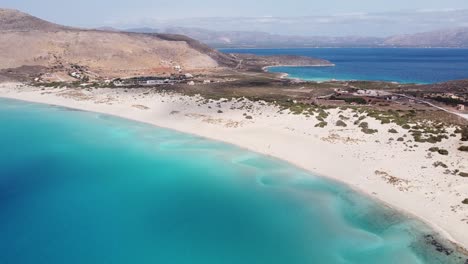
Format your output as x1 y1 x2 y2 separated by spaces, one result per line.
2 0 468 35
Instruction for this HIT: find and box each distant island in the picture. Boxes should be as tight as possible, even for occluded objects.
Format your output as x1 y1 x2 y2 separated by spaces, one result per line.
121 26 468 49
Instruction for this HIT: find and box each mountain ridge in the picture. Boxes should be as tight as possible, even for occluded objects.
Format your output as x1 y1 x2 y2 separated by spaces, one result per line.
0 8 237 78
124 26 468 48
0 8 331 81
0 8 67 31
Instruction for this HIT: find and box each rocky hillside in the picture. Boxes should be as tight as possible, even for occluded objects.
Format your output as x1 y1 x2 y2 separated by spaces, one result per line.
0 9 237 79
0 8 66 31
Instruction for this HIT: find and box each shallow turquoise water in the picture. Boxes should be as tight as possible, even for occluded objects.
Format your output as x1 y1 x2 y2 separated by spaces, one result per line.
221 48 468 84
0 98 466 264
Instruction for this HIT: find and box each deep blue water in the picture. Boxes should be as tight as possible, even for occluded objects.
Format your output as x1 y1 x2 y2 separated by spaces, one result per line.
221 48 468 84
0 98 466 264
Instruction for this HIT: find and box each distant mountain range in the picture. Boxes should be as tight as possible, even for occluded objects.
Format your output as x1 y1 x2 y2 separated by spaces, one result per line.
121 26 468 48
383 28 468 48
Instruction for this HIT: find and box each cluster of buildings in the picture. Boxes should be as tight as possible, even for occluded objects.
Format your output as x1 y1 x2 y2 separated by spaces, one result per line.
328 88 397 103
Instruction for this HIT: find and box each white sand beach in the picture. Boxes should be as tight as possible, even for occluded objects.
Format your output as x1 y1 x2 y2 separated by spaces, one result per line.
1 82 467 250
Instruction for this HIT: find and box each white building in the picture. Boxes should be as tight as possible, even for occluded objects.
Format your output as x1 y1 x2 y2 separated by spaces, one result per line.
113 81 125 87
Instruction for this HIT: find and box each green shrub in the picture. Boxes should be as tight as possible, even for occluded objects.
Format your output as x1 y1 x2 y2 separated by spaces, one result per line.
315 121 328 128
428 147 439 152
459 126 468 141
336 120 347 127
462 198 468 205
344 97 367 105
437 149 449 155
458 146 468 152
433 161 448 168
459 172 468 177
388 128 398 134
359 122 369 129
339 114 350 120
362 128 378 134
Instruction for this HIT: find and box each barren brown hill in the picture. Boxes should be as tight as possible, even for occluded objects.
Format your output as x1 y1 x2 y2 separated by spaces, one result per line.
0 8 67 31
0 9 239 79
0 9 334 81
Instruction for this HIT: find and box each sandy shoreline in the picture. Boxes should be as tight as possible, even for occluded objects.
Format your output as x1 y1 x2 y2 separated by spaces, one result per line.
1 82 467 252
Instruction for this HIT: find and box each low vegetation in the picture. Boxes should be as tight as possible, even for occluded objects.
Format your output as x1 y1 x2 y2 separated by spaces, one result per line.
362 128 378 134
438 149 449 155
357 122 378 134
315 121 328 128
428 147 449 155
456 126 468 141
336 120 347 127
458 146 468 152
433 161 448 169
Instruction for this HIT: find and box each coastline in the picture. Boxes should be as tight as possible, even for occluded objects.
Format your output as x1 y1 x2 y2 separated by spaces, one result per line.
262 64 334 81
263 66 430 84
1 82 467 254
262 64 335 72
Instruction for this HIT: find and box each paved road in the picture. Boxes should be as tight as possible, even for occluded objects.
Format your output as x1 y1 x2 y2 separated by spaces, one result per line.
396 94 468 121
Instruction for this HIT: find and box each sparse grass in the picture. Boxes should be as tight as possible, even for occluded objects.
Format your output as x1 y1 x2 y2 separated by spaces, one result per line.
36 81 67 88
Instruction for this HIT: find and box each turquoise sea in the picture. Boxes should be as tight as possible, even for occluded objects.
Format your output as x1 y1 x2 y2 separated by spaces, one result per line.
221 48 468 84
0 98 466 264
